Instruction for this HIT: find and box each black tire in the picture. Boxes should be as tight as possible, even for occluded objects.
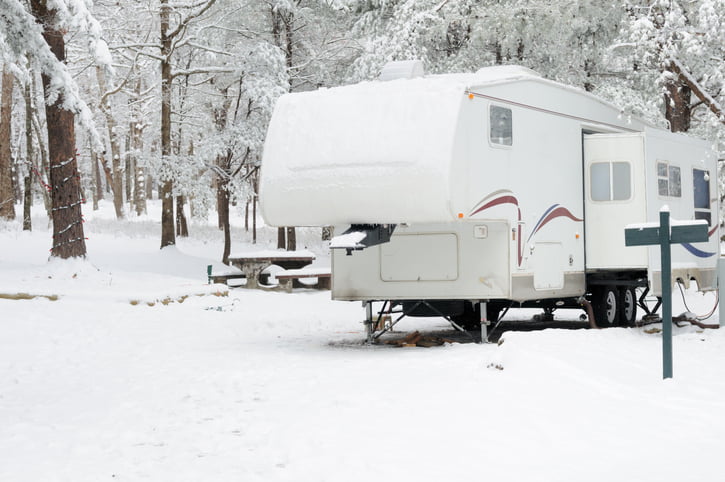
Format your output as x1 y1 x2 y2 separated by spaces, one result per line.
619 287 637 326
451 302 479 330
486 303 502 325
591 285 619 327
451 302 502 331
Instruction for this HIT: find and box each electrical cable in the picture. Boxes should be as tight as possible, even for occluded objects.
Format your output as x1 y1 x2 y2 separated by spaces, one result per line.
676 280 718 321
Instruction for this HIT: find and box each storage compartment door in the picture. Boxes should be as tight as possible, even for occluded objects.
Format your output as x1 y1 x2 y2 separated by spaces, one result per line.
380 233 459 282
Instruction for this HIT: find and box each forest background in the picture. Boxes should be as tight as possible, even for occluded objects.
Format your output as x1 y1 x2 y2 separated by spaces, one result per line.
0 0 723 260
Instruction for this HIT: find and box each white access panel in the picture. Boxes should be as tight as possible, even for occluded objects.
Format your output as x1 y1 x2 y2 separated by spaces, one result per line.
380 233 458 281
584 134 648 270
531 242 565 290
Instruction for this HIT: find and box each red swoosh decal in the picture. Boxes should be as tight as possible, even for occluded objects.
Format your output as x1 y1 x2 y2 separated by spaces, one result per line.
533 207 583 236
470 195 519 217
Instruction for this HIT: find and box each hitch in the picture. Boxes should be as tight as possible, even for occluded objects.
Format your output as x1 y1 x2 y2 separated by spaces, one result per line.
330 224 397 255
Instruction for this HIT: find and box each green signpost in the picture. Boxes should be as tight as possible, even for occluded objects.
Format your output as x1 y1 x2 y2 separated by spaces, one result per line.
624 211 708 379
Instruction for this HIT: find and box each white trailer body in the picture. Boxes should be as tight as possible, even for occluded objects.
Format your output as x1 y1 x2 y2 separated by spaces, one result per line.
260 66 719 326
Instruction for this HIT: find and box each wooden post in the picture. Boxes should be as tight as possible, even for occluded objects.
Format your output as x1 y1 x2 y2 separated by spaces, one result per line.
625 211 708 379
658 211 673 379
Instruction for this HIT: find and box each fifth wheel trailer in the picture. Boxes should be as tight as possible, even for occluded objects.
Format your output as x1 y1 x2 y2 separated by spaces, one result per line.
259 64 719 331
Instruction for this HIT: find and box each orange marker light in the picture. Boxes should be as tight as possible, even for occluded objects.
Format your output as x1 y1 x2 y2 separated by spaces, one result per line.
468 93 474 100
458 213 464 219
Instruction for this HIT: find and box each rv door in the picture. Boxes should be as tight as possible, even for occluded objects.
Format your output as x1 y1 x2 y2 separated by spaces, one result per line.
583 133 648 270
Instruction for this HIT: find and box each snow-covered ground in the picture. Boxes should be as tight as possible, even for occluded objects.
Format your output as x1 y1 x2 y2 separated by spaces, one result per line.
1 201 724 482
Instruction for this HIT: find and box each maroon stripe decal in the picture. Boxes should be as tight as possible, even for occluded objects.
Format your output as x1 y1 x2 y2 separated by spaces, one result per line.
470 195 519 217
533 207 583 235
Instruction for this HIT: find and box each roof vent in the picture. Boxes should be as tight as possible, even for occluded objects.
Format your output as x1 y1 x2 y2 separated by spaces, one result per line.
379 60 425 81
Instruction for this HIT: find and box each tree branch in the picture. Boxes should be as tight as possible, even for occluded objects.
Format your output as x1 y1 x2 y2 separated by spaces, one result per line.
167 0 219 40
669 59 725 126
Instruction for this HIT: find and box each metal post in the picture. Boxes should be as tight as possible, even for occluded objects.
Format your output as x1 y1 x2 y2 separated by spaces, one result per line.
480 301 489 343
364 301 374 344
659 211 673 379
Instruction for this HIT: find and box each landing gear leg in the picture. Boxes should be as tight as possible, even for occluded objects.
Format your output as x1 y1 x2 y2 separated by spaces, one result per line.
364 301 374 344
479 301 490 343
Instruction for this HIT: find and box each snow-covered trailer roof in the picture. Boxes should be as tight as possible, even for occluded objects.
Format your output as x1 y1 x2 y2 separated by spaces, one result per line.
259 66 637 227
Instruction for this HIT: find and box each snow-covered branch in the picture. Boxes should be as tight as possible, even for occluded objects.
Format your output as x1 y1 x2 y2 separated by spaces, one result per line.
166 0 218 41
669 59 725 125
171 66 236 79
0 0 102 148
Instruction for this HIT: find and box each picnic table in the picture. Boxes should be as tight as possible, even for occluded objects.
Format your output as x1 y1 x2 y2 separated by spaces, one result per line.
275 267 332 292
226 250 316 289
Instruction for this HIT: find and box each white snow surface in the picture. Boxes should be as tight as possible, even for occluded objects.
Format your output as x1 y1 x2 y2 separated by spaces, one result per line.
260 75 469 227
2 201 725 481
328 230 367 249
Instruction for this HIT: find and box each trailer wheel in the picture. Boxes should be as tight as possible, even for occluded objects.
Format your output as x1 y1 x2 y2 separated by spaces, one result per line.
451 302 501 331
619 287 637 326
591 286 619 327
486 304 502 325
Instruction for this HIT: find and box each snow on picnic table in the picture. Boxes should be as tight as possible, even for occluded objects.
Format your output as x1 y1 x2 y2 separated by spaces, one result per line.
1 201 724 482
227 249 316 260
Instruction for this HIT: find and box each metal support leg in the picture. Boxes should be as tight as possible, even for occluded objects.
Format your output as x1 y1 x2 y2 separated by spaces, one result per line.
364 301 374 344
480 301 490 343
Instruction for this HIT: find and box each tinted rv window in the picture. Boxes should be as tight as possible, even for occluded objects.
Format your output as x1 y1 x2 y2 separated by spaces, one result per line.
657 162 681 197
590 162 631 202
693 168 711 225
490 106 512 146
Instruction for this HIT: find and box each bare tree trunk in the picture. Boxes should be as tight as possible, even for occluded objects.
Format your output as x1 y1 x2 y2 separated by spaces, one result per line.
252 175 257 245
220 185 231 264
30 109 51 215
124 131 132 207
146 173 153 200
286 226 296 251
244 199 249 231
31 0 86 258
93 153 103 204
0 64 16 220
282 8 297 250
277 227 286 249
664 69 691 133
23 175 31 231
216 179 225 230
130 80 146 216
175 195 188 237
90 148 99 210
160 0 175 248
23 70 33 230
96 66 124 218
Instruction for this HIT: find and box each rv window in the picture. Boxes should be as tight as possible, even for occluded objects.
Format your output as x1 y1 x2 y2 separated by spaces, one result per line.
693 168 711 225
490 106 512 146
657 162 681 198
590 161 631 202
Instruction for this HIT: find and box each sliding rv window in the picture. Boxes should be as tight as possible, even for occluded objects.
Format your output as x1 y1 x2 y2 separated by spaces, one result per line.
693 168 711 225
657 162 681 197
490 105 512 146
590 161 631 202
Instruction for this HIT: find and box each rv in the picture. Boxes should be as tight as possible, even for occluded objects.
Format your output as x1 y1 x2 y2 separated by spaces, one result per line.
259 62 719 336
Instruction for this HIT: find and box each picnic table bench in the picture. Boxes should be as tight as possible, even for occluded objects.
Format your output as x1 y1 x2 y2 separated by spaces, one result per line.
207 266 244 285
216 250 317 289
275 268 332 292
